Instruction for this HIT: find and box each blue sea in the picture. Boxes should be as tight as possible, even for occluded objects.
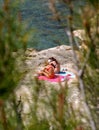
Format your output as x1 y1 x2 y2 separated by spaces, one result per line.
0 0 87 50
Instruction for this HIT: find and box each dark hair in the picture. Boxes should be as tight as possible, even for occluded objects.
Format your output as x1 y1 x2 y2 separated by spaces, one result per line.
48 57 58 63
50 63 56 68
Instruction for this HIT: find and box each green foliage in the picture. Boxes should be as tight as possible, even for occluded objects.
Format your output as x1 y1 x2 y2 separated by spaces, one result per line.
75 0 99 129
88 0 99 10
0 0 99 130
0 1 27 99
26 120 49 130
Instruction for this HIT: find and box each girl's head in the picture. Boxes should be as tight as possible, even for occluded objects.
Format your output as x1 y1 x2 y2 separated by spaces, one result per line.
47 57 60 73
47 57 58 64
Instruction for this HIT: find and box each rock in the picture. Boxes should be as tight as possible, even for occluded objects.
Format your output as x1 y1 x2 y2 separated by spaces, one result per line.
73 29 86 41
25 45 75 70
14 45 90 129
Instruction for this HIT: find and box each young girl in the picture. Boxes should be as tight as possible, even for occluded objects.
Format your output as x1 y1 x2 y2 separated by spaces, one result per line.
47 57 60 74
38 63 55 79
38 57 60 79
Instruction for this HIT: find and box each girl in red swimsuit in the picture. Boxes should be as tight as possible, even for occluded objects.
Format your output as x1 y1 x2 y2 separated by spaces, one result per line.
47 57 60 74
38 64 55 79
38 57 60 79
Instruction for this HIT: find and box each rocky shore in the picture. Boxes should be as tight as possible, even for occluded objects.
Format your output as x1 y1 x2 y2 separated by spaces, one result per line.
15 45 90 129
25 45 77 73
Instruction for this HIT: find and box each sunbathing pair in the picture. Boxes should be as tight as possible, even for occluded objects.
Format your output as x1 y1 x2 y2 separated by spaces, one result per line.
38 57 60 79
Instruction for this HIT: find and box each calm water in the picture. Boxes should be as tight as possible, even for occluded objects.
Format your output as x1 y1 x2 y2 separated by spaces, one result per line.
1 0 87 50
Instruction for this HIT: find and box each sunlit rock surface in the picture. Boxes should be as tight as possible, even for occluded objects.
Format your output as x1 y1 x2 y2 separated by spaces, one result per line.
15 45 90 128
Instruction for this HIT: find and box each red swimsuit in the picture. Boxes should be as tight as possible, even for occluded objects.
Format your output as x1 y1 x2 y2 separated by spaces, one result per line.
44 65 55 78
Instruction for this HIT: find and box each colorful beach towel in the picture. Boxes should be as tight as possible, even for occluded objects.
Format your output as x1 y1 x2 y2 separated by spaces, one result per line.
57 71 75 78
38 71 75 82
38 75 64 82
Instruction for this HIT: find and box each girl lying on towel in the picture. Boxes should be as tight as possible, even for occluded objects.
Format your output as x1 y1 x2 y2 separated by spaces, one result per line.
38 57 60 79
38 64 55 79
47 57 60 74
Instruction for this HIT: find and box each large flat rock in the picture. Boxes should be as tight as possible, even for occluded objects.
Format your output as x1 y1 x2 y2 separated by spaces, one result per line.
25 45 77 72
